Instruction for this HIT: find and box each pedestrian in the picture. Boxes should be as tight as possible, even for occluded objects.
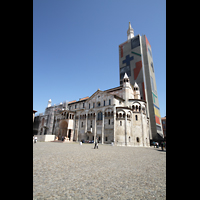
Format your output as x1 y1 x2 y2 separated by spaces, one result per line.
94 137 98 149
163 141 166 150
34 136 37 143
161 141 163 151
153 141 156 148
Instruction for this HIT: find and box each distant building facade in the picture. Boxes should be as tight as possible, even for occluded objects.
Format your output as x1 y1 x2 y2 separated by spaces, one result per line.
34 74 150 147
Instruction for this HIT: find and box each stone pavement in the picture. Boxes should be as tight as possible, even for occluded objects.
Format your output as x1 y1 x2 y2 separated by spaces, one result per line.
33 142 166 199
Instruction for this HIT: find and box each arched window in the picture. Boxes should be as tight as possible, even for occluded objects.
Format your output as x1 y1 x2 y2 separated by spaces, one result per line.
132 105 135 111
135 115 138 121
123 113 125 118
139 106 141 112
136 105 138 112
136 137 140 143
41 118 45 126
119 113 122 118
116 113 118 118
105 112 107 117
97 112 102 120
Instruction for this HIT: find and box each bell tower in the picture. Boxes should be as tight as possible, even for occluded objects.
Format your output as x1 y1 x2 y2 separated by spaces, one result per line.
127 22 134 40
122 73 131 106
133 82 141 99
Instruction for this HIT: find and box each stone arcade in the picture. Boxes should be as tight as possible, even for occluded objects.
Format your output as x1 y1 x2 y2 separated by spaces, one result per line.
35 73 150 147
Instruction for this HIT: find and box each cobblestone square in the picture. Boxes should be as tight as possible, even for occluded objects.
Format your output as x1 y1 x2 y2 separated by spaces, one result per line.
33 142 166 199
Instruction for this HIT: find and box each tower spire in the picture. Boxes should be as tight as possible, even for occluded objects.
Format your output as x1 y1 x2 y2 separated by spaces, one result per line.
127 22 134 40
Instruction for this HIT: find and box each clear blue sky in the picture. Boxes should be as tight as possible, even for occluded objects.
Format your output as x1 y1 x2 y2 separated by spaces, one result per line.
33 0 166 117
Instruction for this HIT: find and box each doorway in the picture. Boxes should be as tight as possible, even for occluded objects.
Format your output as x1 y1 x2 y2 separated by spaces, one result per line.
68 129 71 141
59 120 68 140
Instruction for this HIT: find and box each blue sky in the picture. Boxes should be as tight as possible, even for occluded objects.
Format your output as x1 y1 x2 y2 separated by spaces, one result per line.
33 0 166 117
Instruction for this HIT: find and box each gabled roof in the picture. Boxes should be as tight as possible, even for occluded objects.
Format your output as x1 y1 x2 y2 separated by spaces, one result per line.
87 89 104 101
67 85 124 105
80 96 89 101
104 86 122 93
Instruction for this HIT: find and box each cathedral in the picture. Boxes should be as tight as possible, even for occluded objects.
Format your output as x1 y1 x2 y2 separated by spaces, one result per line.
33 22 166 147
34 73 150 147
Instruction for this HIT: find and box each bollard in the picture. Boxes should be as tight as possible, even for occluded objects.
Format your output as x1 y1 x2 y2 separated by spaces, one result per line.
79 142 82 145
111 142 114 146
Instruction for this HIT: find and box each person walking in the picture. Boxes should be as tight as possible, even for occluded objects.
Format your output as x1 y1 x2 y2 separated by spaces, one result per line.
94 137 98 149
34 136 37 143
161 141 164 151
153 141 156 148
163 141 166 150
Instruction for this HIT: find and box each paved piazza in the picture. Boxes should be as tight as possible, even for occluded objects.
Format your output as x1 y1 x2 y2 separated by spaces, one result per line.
33 142 166 199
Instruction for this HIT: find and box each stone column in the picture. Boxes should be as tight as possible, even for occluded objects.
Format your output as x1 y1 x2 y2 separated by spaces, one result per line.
94 113 96 141
58 129 60 139
77 115 80 142
101 111 104 144
141 113 144 146
85 112 88 135
113 108 116 145
70 130 74 141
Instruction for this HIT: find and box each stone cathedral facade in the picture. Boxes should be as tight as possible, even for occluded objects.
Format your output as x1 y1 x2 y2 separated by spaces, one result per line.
35 73 150 147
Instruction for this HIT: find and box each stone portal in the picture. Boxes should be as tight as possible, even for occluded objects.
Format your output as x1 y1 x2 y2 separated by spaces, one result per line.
58 120 68 140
